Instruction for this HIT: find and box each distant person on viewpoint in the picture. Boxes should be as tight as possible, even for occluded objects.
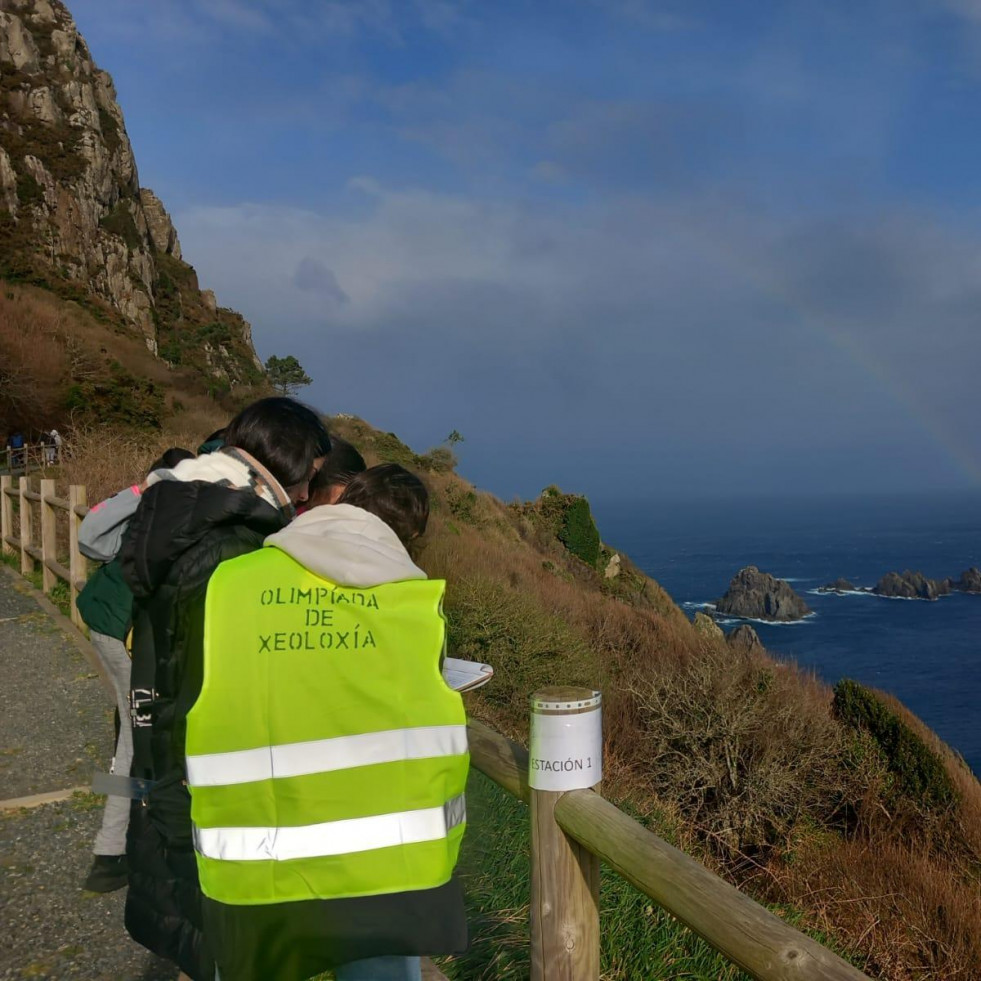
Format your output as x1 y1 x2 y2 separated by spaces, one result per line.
118 398 331 981
187 464 468 981
6 430 25 469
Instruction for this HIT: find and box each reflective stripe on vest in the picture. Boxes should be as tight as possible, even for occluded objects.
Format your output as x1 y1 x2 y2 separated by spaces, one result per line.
186 547 469 906
186 724 468 787
194 793 466 862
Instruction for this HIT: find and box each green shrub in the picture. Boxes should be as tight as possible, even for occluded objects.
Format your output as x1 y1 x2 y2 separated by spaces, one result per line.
99 203 143 252
65 364 164 430
559 496 600 567
16 171 44 206
832 679 957 810
416 446 456 473
445 577 595 716
445 485 480 524
98 107 121 153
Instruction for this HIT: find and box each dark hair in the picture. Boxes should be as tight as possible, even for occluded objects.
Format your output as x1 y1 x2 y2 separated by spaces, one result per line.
337 464 429 546
146 447 194 475
308 436 366 504
224 398 331 489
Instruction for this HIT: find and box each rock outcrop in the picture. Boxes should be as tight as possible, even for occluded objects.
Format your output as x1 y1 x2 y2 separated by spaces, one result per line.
872 571 950 601
692 611 724 640
0 0 262 385
727 624 764 651
818 578 856 594
716 566 812 621
138 188 180 259
945 568 981 594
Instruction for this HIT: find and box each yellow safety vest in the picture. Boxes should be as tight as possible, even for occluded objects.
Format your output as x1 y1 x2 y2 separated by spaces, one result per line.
185 547 469 906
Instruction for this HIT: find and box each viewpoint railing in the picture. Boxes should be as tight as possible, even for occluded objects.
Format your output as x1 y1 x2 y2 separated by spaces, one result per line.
1 474 872 981
0 442 58 476
1 474 88 626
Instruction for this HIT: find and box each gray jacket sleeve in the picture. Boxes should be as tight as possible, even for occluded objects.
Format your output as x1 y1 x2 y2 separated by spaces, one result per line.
78 485 143 562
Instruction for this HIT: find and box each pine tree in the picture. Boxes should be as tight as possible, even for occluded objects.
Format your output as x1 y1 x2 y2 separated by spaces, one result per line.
265 355 312 396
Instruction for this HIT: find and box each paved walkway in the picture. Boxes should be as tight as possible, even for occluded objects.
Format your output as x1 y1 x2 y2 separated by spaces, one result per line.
0 569 173 980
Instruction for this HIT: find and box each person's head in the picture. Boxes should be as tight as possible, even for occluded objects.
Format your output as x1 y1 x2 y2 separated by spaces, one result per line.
306 435 367 508
146 447 194 476
224 397 331 504
337 464 429 547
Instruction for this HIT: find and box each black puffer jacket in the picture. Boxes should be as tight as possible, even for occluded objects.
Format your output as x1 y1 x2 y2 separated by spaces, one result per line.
119 479 287 981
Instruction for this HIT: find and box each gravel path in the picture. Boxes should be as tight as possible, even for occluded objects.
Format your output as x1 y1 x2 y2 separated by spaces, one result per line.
0 571 175 980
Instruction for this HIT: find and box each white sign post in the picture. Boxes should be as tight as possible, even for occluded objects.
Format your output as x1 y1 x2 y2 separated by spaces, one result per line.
528 687 602 792
528 685 602 979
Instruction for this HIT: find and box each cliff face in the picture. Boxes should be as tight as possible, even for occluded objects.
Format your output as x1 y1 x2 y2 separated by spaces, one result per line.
0 0 263 388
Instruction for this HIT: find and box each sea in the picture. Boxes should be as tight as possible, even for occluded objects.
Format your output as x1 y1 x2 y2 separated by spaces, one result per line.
592 490 981 777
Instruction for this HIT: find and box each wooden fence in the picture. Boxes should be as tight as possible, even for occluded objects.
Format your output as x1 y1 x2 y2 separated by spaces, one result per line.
470 689 871 981
0 474 874 980
0 442 59 475
1 474 88 626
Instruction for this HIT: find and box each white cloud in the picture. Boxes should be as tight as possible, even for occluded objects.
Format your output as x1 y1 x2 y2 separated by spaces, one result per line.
172 178 981 488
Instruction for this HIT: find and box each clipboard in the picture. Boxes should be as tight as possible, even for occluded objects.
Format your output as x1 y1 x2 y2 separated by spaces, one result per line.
442 657 494 693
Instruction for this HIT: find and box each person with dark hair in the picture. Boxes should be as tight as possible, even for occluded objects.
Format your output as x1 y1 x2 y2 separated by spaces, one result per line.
117 398 331 980
76 446 195 893
336 463 429 547
223 397 332 497
303 434 367 510
186 463 467 981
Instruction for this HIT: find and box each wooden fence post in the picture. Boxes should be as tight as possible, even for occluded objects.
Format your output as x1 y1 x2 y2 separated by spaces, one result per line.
69 484 87 626
529 687 602 981
40 478 56 593
19 476 33 577
1 475 12 556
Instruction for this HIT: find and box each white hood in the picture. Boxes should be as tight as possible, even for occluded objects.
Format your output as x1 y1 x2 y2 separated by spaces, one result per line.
263 503 426 587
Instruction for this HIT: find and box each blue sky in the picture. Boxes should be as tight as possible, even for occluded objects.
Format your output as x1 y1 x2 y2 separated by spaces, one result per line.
70 0 981 500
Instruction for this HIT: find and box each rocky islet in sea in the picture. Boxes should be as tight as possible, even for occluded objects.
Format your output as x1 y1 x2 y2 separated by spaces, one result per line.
816 567 981 600
715 566 812 622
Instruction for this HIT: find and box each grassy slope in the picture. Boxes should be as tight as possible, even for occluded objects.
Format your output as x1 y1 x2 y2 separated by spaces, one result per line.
6 286 981 979
328 417 981 981
0 282 260 449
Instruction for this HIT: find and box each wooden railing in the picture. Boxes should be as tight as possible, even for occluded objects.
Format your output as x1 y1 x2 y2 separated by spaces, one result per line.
0 442 59 475
1 473 873 980
1 474 88 626
468 697 872 981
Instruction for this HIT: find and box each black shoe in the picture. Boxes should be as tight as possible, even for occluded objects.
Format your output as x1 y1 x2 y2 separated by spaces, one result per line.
83 854 128 893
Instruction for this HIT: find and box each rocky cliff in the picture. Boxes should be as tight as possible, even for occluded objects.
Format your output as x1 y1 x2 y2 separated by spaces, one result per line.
0 0 263 389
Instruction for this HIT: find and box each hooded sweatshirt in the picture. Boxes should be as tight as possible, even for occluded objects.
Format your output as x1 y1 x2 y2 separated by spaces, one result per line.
200 503 467 981
263 503 425 586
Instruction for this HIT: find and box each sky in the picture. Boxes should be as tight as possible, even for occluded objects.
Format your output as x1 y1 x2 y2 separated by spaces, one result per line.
68 0 981 502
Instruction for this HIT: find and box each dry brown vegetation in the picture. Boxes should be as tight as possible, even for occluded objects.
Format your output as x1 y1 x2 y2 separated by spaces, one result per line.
8 301 979 978
0 283 264 442
328 415 981 980
57 425 221 504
